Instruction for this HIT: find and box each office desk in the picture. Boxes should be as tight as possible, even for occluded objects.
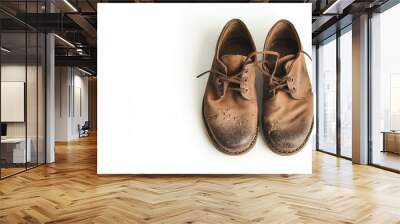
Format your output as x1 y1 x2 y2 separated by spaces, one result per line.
382 131 400 154
1 138 31 163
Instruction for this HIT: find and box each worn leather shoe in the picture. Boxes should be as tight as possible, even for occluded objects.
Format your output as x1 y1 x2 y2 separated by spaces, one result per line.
197 19 258 155
260 20 313 155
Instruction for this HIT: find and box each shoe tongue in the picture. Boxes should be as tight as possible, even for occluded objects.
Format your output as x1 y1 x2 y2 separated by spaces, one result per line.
221 54 247 74
266 55 296 78
284 59 295 73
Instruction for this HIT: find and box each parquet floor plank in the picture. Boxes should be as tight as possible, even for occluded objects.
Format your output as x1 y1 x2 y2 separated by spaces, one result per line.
1 134 400 223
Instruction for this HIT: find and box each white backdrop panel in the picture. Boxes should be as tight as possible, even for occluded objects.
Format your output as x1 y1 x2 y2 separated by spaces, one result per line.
98 3 312 174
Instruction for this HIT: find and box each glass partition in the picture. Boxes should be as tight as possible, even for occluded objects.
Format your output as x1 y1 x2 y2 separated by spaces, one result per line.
27 31 38 169
38 32 45 165
0 1 46 179
0 31 28 177
26 0 46 169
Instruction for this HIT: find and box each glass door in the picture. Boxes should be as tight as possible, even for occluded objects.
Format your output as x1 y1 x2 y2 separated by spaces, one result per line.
0 31 28 178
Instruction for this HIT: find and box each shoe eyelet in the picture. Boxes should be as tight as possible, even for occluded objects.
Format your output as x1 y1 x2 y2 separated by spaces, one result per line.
245 88 249 92
290 77 294 82
292 87 296 92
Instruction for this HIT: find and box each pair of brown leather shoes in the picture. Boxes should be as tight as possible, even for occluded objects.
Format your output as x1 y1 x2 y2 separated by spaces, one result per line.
198 19 313 155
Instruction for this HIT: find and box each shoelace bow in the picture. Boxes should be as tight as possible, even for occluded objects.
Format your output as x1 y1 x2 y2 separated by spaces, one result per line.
196 50 311 96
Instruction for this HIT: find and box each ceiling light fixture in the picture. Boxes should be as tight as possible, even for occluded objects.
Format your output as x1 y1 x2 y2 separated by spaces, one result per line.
54 34 75 48
1 47 11 53
78 67 93 76
63 0 78 12
322 0 355 15
76 48 86 56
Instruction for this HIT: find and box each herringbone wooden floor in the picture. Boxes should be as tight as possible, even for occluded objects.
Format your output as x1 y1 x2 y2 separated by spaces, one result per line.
1 134 400 224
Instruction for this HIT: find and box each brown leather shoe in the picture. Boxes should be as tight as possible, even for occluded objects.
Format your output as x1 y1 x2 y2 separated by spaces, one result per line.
197 19 258 155
260 20 313 155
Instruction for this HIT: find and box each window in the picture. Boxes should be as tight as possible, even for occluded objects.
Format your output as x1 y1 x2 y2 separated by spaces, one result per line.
316 25 353 159
389 75 400 130
370 3 400 171
339 28 352 158
317 36 337 154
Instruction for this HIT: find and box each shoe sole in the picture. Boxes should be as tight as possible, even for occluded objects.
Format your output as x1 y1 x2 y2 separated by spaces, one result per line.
202 102 258 155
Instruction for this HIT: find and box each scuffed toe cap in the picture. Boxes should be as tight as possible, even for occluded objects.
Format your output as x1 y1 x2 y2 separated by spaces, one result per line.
209 124 257 154
263 121 313 155
203 103 258 155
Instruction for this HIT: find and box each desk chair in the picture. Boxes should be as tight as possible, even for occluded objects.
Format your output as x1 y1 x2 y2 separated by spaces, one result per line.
79 121 90 138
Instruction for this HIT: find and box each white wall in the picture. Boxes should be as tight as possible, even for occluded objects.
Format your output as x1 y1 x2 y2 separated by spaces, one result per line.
1 65 26 140
55 67 89 141
55 66 70 141
74 73 88 136
1 65 41 138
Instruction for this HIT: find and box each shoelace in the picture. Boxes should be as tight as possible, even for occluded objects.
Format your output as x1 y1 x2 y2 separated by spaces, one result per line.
196 52 255 94
196 50 311 96
255 50 312 96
